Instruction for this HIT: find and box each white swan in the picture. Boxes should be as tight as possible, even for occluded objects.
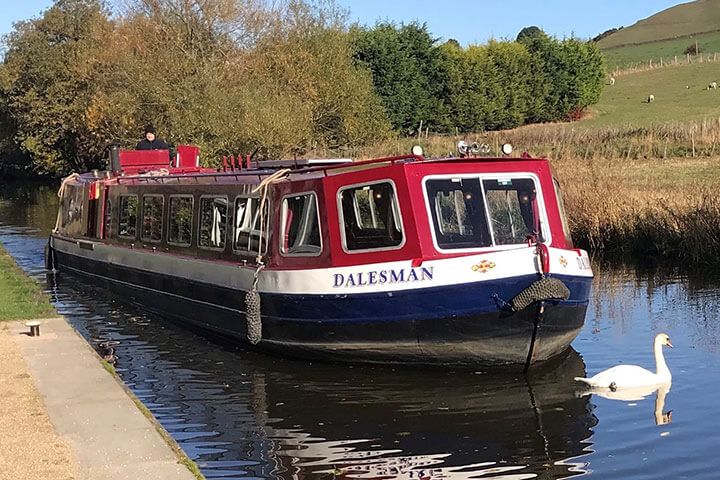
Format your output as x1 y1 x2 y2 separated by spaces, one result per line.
574 333 672 390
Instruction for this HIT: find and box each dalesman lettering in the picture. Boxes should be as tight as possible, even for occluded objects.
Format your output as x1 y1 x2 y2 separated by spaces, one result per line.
333 267 434 288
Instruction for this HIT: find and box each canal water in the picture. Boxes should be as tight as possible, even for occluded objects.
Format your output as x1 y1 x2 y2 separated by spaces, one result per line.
2 182 719 479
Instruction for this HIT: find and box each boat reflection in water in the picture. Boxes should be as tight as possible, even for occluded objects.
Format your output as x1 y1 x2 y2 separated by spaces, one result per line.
46 273 597 479
196 350 598 479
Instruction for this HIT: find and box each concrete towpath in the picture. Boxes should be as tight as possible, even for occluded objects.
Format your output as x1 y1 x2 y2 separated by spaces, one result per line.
9 317 198 480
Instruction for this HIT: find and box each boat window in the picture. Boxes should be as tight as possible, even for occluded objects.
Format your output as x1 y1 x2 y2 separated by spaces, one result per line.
118 195 138 239
234 197 268 254
339 181 403 251
141 195 164 243
425 176 541 249
199 196 227 250
483 179 538 245
281 193 321 255
234 197 254 251
103 194 112 238
60 184 85 234
426 178 492 249
168 196 193 246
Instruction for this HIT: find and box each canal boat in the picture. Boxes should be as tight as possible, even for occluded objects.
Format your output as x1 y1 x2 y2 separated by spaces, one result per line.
47 143 593 367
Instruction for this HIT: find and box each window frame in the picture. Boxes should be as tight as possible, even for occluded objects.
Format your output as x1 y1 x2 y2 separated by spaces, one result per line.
197 194 229 252
103 192 113 239
422 173 551 253
552 178 574 248
167 194 194 247
117 194 139 240
337 179 405 254
232 195 259 254
279 191 323 257
140 194 165 244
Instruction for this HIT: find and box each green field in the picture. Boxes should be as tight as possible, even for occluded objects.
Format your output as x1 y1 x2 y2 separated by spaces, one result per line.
583 61 720 127
603 31 720 70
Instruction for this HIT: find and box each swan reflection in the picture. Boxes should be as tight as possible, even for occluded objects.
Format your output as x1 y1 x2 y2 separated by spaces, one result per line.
578 383 672 426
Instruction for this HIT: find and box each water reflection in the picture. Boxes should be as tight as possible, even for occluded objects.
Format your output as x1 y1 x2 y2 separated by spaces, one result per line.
578 383 672 427
39 268 598 479
0 181 58 236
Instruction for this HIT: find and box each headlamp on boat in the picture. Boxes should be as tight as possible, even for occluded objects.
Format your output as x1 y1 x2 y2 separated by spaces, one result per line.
501 143 513 156
457 141 491 157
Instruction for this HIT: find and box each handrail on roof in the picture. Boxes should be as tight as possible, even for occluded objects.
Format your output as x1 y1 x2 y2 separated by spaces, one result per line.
305 154 423 176
112 154 424 184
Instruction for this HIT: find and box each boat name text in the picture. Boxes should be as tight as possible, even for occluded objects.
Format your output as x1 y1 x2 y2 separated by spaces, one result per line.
333 267 434 288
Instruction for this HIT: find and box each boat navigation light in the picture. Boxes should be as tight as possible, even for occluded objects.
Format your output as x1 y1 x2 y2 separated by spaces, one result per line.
501 143 513 156
411 145 424 156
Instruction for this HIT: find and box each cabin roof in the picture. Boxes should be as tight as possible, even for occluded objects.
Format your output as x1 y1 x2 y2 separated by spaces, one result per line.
74 153 548 187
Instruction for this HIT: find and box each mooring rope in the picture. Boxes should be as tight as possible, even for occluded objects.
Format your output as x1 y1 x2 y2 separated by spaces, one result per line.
245 168 291 344
251 168 291 263
53 172 80 233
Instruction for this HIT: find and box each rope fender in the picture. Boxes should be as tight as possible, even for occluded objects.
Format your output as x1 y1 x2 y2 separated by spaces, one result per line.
510 277 571 312
245 168 292 345
245 286 262 345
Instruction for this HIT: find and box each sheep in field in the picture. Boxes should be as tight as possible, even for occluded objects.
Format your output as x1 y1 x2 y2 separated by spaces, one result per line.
647 94 655 103
709 82 718 90
609 76 615 86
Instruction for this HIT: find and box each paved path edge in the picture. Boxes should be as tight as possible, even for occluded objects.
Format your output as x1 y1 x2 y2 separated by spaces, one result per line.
11 316 203 480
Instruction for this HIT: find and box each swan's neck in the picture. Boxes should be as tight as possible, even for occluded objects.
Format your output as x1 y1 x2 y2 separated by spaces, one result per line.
654 341 671 380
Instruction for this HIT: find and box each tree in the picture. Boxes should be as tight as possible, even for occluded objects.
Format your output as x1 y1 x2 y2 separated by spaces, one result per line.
353 22 451 133
0 0 391 176
519 30 604 121
0 0 112 175
516 26 544 43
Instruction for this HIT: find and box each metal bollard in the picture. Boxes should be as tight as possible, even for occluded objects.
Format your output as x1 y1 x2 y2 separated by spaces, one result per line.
25 321 41 337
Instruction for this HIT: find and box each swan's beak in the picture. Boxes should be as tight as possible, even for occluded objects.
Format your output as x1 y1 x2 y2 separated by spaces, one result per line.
666 340 673 348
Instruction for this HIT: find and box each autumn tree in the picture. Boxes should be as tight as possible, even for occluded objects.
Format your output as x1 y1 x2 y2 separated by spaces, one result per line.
0 0 112 175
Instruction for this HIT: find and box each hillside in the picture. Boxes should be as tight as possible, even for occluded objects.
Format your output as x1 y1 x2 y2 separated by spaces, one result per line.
597 0 720 49
602 31 720 70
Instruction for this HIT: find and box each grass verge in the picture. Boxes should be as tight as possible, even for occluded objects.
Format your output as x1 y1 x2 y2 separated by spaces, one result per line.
0 243 55 321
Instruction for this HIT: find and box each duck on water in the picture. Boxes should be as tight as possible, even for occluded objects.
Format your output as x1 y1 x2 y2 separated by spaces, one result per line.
46 142 593 367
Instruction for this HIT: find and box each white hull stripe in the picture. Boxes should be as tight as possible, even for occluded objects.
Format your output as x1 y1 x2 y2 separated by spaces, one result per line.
52 236 593 295
60 262 244 314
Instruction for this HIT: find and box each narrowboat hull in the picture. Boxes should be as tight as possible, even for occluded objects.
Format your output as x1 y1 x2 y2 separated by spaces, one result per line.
51 236 591 367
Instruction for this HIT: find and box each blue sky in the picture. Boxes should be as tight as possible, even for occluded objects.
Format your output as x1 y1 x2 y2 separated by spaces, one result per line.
1 1 689 45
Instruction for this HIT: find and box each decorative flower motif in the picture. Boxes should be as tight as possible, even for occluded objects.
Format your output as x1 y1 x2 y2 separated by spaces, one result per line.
559 256 568 268
471 260 496 273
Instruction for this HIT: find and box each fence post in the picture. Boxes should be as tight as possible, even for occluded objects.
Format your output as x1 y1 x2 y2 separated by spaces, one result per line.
692 129 696 157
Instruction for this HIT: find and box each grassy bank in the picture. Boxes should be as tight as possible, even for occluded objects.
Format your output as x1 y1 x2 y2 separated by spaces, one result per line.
0 244 55 320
